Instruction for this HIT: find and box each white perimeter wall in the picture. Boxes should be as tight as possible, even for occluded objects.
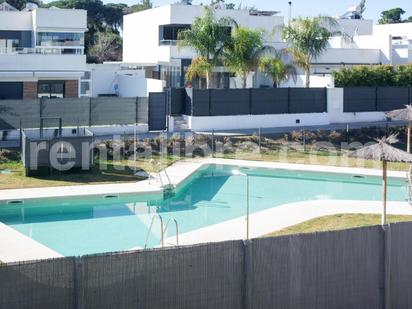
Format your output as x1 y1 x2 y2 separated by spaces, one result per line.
118 74 164 97
184 88 386 132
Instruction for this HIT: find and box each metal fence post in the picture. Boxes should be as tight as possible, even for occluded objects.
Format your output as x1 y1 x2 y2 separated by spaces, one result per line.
212 129 215 158
242 240 250 309
302 128 306 151
383 225 392 309
258 127 261 152
73 257 83 309
346 123 350 144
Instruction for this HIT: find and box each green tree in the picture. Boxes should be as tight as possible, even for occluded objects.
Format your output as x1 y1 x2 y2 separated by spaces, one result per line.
123 0 152 14
378 8 406 24
185 57 212 85
88 31 122 63
178 6 235 88
0 0 41 10
282 16 337 88
258 52 297 88
223 27 266 88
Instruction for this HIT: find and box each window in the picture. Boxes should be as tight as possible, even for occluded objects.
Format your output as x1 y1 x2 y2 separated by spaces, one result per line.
38 81 65 98
159 24 191 45
0 82 23 100
36 32 84 47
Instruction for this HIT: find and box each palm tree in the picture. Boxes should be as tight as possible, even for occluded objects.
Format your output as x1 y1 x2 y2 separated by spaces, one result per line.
282 16 338 88
185 57 212 87
258 53 297 88
177 7 235 88
223 27 266 88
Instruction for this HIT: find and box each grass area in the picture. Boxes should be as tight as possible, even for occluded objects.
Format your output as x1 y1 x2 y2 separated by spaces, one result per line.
223 150 410 171
0 126 410 190
266 214 412 237
0 156 179 190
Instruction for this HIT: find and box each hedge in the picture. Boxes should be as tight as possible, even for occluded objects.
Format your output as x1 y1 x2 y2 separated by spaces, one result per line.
333 65 412 87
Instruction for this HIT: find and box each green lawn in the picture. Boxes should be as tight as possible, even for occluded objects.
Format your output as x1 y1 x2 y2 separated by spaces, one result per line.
0 156 179 190
266 214 412 237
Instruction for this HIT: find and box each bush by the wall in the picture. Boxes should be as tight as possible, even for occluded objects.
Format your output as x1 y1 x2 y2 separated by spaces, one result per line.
333 65 412 87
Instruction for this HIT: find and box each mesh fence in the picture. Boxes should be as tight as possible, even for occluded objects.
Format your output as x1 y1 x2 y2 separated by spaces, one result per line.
1 223 412 308
0 257 75 309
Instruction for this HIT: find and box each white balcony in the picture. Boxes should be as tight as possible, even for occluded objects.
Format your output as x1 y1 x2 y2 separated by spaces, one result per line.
0 53 86 73
316 48 381 65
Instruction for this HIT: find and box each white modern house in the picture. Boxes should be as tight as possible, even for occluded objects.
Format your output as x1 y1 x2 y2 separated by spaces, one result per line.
123 4 284 88
121 3 411 89
0 3 87 99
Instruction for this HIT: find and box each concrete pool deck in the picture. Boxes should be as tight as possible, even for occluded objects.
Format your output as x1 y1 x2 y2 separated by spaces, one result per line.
0 158 411 263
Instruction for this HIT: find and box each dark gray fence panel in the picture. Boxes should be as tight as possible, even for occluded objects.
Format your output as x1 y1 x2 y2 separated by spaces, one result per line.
0 99 40 129
169 88 186 115
377 87 410 111
390 222 412 308
344 87 377 112
90 97 137 126
148 92 167 131
78 241 244 309
289 88 327 114
0 258 75 309
41 98 90 127
210 89 250 116
137 97 148 124
191 89 210 116
247 227 383 308
250 88 289 114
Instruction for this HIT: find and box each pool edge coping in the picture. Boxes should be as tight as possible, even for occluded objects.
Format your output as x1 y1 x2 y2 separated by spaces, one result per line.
0 158 407 202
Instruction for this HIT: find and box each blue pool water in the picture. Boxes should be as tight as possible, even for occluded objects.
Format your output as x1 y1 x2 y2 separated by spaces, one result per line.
0 164 407 256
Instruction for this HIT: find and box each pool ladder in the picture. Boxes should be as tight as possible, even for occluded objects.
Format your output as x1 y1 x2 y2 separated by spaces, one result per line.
148 161 172 188
144 214 179 249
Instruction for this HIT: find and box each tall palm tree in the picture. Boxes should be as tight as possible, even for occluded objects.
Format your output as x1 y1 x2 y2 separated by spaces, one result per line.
282 16 338 88
223 27 266 88
258 53 297 88
177 7 235 88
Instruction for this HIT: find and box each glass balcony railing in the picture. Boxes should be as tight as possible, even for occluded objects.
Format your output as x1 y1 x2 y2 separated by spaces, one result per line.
0 47 84 55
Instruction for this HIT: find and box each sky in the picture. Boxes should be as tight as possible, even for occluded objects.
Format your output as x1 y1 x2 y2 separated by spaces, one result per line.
105 0 412 22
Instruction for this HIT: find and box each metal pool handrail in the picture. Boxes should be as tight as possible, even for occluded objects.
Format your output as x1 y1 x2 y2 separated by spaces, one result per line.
163 218 179 246
144 214 164 249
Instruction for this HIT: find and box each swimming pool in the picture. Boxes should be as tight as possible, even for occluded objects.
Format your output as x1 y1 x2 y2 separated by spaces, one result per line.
0 164 407 256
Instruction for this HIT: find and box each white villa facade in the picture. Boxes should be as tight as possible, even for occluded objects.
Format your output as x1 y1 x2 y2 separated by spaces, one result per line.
0 3 87 99
121 3 412 89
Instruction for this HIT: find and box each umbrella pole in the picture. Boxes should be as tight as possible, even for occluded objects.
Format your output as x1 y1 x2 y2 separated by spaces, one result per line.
407 123 411 153
382 160 387 226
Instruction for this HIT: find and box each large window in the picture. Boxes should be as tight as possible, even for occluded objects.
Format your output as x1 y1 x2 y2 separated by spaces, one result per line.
36 32 84 47
38 81 65 98
0 82 23 100
159 24 190 45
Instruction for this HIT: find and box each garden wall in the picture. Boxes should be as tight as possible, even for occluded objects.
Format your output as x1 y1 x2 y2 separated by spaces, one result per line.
0 97 149 130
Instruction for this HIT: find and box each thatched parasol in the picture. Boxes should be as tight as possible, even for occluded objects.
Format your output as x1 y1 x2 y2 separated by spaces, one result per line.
385 105 412 152
349 134 412 225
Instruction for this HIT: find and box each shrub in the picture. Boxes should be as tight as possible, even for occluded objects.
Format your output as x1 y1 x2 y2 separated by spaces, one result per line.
333 64 412 87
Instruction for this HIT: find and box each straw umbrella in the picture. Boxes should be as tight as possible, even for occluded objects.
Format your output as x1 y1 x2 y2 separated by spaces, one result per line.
385 105 412 153
349 134 412 225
